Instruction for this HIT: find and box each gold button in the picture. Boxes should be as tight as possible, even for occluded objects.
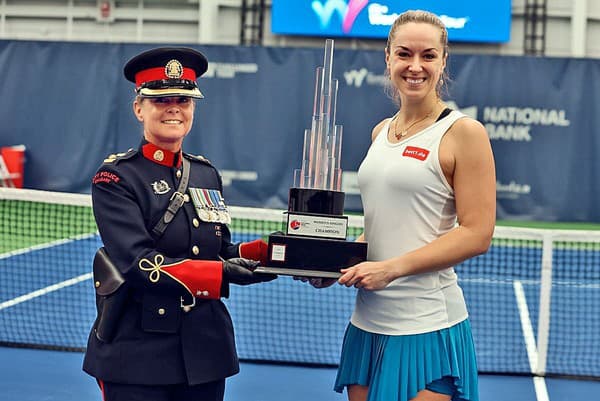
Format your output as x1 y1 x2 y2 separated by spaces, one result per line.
95 281 100 288
184 194 190 202
192 245 199 255
193 218 199 228
183 306 192 313
158 308 166 315
176 170 182 178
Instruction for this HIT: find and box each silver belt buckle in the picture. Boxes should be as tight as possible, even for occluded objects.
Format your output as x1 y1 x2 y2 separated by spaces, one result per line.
180 296 196 312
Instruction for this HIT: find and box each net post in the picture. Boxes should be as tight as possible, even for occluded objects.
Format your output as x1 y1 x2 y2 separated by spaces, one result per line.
536 232 553 376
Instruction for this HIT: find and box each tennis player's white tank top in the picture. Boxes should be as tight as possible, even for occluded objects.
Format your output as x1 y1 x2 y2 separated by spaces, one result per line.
351 110 468 335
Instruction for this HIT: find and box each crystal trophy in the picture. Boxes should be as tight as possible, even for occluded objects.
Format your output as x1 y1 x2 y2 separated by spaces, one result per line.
256 39 368 278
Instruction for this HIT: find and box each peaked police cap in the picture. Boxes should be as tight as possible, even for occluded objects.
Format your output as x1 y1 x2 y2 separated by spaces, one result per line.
123 47 208 98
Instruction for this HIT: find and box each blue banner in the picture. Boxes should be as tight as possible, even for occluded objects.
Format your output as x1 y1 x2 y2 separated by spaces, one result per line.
0 40 599 222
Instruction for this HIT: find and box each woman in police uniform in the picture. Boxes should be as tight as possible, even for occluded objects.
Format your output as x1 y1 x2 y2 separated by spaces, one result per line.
83 47 275 401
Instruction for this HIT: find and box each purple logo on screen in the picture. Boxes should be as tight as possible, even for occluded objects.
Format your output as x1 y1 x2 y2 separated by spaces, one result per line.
311 0 369 33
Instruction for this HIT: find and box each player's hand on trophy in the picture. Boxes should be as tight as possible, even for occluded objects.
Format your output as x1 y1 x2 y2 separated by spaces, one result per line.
223 258 277 285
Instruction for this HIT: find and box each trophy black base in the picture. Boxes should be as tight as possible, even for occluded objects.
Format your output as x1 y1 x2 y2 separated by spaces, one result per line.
258 233 368 278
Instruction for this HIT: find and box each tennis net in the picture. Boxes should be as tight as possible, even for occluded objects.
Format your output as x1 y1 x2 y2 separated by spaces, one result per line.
0 187 598 379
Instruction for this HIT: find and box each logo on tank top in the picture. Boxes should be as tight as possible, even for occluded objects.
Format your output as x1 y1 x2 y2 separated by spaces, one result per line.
402 146 430 161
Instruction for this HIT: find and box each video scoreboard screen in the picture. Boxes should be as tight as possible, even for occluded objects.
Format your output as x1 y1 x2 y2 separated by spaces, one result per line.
272 0 511 43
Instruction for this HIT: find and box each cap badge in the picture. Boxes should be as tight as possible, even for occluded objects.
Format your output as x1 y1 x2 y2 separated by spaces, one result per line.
151 180 171 195
165 59 184 79
153 150 164 162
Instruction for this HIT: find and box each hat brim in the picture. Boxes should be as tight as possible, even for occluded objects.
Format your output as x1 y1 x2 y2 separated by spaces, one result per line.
138 87 204 99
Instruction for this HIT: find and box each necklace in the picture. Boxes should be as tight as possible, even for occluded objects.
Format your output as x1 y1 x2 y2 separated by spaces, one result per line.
393 108 436 140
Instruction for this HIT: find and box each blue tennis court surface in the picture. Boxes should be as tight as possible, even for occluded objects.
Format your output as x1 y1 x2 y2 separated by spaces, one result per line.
1 233 599 401
1 346 599 401
0 236 101 348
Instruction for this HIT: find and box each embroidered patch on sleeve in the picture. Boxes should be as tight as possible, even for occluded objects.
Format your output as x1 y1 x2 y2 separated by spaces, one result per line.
92 171 121 185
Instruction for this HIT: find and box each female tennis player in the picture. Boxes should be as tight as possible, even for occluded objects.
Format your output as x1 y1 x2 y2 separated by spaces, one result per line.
334 10 496 401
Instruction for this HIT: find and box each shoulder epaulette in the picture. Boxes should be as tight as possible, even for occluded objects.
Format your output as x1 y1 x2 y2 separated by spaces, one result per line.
103 148 137 164
184 153 213 167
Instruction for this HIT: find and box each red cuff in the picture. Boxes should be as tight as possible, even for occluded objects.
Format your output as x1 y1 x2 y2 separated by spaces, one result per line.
162 260 223 299
239 239 268 265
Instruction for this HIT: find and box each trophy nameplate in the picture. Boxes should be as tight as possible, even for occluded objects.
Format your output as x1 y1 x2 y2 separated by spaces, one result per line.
255 39 367 278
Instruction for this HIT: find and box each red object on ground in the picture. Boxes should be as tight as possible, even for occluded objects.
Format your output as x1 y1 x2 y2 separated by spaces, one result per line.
1 145 26 188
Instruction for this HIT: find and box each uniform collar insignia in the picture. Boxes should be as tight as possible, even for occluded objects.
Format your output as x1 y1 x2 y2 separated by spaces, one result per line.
141 141 182 168
153 150 164 161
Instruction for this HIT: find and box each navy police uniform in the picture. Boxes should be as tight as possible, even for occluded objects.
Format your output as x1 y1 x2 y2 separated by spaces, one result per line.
82 48 271 400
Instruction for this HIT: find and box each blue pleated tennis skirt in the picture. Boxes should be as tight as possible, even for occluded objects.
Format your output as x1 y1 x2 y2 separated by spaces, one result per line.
334 319 478 401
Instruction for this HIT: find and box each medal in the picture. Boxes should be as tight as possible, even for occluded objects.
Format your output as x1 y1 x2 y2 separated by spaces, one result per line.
189 188 231 223
199 208 211 221
202 189 219 222
189 188 213 222
211 189 231 224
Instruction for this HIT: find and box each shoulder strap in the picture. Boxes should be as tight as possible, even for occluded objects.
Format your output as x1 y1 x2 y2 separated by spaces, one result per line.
436 107 453 122
152 157 190 238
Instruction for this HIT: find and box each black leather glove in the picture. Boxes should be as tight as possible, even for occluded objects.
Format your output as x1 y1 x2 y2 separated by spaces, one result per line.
222 258 277 285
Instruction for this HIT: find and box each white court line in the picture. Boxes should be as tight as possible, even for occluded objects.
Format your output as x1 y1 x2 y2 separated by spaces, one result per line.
462 277 539 285
462 277 599 289
0 273 92 311
513 280 550 401
0 232 98 261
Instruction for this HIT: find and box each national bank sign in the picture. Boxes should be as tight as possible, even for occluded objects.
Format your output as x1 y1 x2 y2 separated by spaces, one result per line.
271 0 511 43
